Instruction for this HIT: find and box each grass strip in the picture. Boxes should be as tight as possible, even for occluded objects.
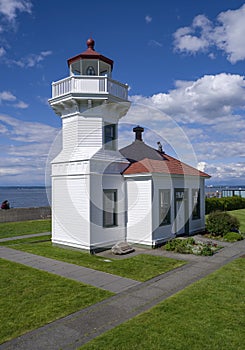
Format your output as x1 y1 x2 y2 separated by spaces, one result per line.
1 236 185 282
228 208 245 233
0 258 112 345
0 219 51 239
81 258 245 350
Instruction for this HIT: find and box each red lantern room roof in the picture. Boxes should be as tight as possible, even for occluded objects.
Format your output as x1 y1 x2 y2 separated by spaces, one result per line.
67 37 114 70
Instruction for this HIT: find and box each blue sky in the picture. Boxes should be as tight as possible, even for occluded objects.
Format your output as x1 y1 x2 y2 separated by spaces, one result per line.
0 0 245 186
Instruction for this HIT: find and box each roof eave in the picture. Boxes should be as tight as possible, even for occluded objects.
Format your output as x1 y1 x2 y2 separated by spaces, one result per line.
67 54 114 68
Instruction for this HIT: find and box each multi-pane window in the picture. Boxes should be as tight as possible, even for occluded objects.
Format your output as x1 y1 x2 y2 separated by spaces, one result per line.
104 124 116 150
103 190 117 227
86 66 96 75
192 189 200 220
159 190 171 226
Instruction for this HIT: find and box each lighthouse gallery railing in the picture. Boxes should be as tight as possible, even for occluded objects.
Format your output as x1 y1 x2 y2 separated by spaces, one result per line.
52 76 128 100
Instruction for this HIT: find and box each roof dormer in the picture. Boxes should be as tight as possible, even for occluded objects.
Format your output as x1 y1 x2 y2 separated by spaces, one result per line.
67 37 113 77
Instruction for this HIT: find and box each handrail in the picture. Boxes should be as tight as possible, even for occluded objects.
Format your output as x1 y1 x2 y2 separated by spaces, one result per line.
51 75 128 100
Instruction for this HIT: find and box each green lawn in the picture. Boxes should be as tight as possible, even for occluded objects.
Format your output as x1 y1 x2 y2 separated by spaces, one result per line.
1 235 186 282
228 209 245 233
0 219 51 239
81 258 245 350
0 258 112 345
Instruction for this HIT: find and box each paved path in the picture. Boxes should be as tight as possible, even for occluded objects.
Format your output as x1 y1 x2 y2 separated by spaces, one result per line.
0 246 140 293
0 236 244 350
0 232 50 243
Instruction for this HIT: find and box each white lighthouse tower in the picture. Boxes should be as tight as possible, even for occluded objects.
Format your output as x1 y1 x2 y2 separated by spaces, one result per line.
49 38 130 252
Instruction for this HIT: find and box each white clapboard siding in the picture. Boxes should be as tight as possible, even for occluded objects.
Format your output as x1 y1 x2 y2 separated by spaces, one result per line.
62 117 78 149
77 118 102 147
62 116 102 150
52 176 91 249
126 179 152 245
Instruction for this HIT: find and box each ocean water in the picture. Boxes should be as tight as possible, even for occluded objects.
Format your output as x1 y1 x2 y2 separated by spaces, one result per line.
0 187 51 208
1 185 244 209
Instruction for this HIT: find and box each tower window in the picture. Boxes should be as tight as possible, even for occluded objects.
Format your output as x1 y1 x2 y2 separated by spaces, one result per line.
104 124 117 150
86 66 95 75
103 190 117 227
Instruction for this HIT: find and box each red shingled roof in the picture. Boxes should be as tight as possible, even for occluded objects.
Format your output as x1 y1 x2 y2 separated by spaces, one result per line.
67 37 113 68
122 152 210 178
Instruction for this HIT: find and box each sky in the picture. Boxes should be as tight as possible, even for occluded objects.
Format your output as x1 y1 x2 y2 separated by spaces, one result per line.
0 0 245 186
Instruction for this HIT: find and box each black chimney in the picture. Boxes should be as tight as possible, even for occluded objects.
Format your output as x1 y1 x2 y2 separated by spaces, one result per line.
133 125 144 141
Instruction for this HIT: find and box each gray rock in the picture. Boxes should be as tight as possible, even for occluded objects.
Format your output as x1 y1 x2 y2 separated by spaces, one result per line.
111 241 135 255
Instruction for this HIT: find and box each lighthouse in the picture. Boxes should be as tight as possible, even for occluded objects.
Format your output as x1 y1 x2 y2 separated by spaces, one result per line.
49 38 130 252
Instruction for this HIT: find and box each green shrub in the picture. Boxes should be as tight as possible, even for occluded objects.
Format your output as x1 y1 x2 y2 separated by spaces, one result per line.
223 232 244 242
205 196 245 214
165 239 191 254
200 245 213 256
163 238 219 256
206 211 240 237
164 239 182 252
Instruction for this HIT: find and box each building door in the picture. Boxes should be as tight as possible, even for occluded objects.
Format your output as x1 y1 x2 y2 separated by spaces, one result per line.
174 189 189 236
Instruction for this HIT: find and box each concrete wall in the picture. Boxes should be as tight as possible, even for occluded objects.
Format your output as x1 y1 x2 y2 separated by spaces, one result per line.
0 207 51 223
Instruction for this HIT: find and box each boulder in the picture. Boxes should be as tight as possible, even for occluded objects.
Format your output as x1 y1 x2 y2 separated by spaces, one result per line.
111 241 135 255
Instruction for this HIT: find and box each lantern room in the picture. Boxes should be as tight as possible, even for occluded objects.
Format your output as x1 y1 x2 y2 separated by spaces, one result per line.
67 38 113 78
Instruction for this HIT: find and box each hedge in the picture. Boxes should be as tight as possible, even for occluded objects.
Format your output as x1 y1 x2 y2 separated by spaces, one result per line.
205 196 245 214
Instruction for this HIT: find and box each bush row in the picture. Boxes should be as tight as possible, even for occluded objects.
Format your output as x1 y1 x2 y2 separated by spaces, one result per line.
205 196 245 214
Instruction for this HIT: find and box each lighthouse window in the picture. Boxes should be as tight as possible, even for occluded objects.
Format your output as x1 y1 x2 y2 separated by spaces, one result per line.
86 66 95 75
104 124 116 150
103 190 117 227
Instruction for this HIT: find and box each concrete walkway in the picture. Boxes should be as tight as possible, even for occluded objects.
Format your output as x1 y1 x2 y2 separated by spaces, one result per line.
0 232 50 243
0 235 244 350
0 246 140 293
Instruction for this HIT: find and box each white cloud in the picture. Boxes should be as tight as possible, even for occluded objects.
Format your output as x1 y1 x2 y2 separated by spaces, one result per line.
173 14 212 53
13 100 28 109
0 90 28 109
173 4 245 63
0 114 59 185
0 0 32 22
205 162 245 183
10 50 52 68
197 162 206 172
0 46 5 57
0 114 58 143
194 141 245 161
145 15 152 24
213 5 245 63
129 73 245 126
0 90 16 102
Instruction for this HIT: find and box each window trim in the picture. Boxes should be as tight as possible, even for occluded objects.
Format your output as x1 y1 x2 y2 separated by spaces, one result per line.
159 189 171 226
104 123 117 150
103 189 118 227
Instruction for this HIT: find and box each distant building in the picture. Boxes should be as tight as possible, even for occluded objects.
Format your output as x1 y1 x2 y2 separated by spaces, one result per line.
222 188 245 198
49 38 210 252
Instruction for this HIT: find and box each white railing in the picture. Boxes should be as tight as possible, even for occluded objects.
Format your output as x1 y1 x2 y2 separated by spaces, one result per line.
52 76 128 100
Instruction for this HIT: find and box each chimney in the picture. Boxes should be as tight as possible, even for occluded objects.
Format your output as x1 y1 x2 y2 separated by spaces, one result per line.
133 125 144 141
